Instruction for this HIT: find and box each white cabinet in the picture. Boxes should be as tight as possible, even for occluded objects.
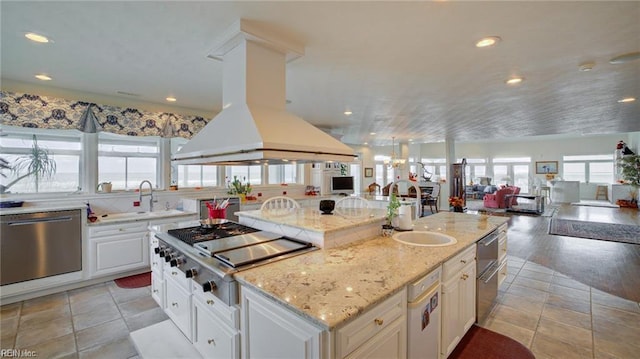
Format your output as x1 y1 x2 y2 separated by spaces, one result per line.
193 299 239 358
88 222 149 278
165 272 193 341
336 289 407 359
241 285 325 359
497 223 508 287
441 245 476 359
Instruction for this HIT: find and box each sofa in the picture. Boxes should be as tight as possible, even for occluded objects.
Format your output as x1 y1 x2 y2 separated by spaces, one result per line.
483 186 520 208
466 184 497 199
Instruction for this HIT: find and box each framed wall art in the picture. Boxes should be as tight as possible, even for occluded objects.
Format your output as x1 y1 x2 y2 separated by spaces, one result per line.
364 167 373 178
535 161 558 174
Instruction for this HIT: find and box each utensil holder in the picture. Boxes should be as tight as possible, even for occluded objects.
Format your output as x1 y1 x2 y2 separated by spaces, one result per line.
208 208 226 219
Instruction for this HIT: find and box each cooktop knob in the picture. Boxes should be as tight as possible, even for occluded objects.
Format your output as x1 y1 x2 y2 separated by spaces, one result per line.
202 280 217 292
165 252 176 262
185 268 198 278
170 257 183 267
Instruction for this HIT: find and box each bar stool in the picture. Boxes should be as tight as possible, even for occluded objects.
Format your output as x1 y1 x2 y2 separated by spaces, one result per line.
595 185 609 201
540 186 551 204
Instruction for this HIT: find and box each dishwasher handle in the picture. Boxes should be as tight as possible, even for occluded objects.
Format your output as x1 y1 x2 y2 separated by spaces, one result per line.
480 263 501 284
8 216 74 226
479 231 498 247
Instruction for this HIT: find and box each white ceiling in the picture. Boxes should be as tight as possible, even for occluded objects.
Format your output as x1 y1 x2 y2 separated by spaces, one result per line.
2 1 639 146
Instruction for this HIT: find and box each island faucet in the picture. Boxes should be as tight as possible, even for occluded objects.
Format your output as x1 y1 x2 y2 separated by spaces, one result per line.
139 180 156 212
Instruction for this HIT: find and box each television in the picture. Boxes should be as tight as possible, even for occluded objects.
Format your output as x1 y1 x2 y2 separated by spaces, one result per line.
331 176 354 194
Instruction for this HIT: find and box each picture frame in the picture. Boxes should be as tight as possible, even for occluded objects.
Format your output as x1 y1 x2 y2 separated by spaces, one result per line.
535 161 558 174
364 167 373 178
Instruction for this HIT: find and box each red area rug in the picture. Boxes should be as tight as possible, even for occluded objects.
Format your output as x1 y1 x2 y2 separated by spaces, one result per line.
449 325 535 359
114 272 151 289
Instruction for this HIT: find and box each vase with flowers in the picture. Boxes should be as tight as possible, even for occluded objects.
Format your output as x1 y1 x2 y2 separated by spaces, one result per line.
227 176 252 202
449 196 465 212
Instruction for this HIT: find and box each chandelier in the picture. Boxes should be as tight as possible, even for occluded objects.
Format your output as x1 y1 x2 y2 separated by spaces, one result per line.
384 136 406 168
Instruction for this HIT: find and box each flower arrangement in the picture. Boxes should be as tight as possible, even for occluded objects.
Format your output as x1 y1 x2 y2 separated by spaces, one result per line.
448 196 464 207
227 176 252 195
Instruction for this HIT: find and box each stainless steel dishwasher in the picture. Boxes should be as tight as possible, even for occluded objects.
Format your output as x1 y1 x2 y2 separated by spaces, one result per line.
1 209 82 286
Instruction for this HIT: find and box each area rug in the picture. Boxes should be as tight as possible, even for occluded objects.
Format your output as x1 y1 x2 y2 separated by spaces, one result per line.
549 219 640 245
449 325 535 359
114 272 151 289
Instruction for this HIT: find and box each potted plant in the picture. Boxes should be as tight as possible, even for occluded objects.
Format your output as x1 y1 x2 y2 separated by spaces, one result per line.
0 135 57 194
383 193 401 236
617 154 639 207
227 175 252 202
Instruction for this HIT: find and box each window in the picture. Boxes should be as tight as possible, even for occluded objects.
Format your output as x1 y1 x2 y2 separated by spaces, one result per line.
98 133 159 190
421 158 446 181
177 165 217 187
492 157 531 192
229 166 262 185
0 127 81 193
268 164 298 184
562 155 613 184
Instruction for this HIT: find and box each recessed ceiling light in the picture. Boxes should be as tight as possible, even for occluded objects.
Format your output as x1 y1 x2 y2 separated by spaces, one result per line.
505 77 524 85
35 74 52 81
363 142 368 145
344 111 352 115
475 36 501 48
609 52 640 65
116 91 141 97
579 62 595 72
25 32 50 43
166 97 177 102
369 132 376 135
618 97 636 103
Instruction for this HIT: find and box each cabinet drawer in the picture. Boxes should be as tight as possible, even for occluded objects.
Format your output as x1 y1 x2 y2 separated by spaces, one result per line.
164 266 191 293
336 289 406 358
89 221 148 237
443 244 476 281
193 300 239 359
165 276 192 341
151 273 164 308
498 235 507 262
498 259 508 287
407 266 441 302
192 282 239 329
497 223 508 235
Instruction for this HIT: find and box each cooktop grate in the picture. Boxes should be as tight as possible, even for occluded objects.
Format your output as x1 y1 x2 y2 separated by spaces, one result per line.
168 223 259 246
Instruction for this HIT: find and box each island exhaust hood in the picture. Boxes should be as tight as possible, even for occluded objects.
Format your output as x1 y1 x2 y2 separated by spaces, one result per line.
172 20 355 166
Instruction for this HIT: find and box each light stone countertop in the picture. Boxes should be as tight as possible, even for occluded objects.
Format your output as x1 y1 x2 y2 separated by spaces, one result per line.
0 201 87 215
236 207 387 234
234 212 508 330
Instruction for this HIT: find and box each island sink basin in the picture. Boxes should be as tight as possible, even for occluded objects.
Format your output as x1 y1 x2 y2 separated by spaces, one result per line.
392 231 457 247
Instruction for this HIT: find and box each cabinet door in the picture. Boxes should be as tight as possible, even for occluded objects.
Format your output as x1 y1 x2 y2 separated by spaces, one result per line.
193 300 239 359
165 276 192 341
459 262 476 334
441 275 461 359
91 232 149 277
345 317 406 359
241 286 324 359
151 272 164 308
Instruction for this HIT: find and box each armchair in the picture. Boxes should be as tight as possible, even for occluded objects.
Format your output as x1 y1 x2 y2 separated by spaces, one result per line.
483 187 515 209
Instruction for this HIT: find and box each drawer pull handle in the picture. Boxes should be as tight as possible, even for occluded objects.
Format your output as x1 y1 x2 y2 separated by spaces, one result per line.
208 339 216 346
206 299 214 305
374 318 384 326
119 228 125 232
153 289 158 293
502 248 507 252
461 274 469 280
172 302 178 307
460 259 467 264
172 272 178 276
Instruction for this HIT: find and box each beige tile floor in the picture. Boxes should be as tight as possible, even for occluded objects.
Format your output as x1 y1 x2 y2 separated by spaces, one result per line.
481 255 640 359
0 281 167 359
3 257 640 358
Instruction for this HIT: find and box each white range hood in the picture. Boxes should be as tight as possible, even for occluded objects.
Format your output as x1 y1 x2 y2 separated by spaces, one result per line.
173 20 355 166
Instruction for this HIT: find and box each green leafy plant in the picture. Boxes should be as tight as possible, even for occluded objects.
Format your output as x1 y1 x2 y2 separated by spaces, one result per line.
226 175 252 195
618 154 640 187
386 193 401 226
0 135 57 194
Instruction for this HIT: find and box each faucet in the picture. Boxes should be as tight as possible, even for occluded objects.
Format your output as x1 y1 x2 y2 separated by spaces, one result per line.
139 180 156 212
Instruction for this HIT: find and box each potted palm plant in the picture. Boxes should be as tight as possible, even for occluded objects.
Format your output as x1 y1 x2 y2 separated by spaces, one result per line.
0 135 57 195
617 154 639 207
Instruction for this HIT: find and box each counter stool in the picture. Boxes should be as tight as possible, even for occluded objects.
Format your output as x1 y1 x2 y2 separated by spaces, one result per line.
540 186 551 204
595 185 609 201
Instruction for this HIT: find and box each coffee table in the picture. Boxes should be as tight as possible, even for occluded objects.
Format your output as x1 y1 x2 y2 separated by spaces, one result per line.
505 194 545 214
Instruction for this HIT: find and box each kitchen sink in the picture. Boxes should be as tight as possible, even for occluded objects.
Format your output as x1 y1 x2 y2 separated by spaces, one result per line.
392 231 457 247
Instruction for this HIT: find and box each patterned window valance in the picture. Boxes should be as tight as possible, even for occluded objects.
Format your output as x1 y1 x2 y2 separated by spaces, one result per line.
0 91 209 138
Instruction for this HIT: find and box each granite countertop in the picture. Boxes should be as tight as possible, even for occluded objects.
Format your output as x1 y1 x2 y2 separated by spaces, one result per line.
0 201 87 215
236 207 387 234
88 209 197 226
234 212 508 330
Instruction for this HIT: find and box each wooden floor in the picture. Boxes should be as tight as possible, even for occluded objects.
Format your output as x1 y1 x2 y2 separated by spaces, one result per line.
504 203 640 302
